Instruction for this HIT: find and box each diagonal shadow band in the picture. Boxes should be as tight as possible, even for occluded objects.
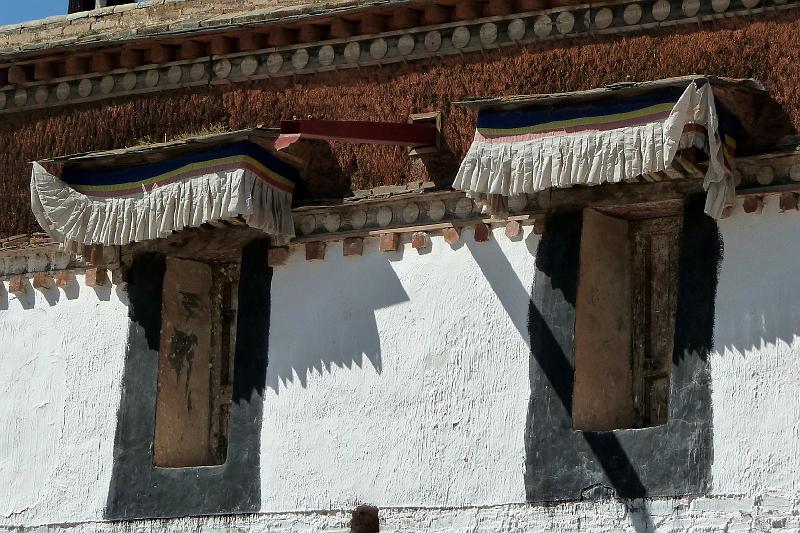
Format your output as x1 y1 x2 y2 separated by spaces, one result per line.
466 198 717 528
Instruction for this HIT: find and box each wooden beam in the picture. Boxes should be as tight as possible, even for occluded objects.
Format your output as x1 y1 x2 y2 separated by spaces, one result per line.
545 179 703 211
7 65 28 85
343 237 364 257
742 196 763 214
379 233 400 252
149 43 174 64
411 231 429 250
238 32 266 52
360 13 387 34
85 267 109 287
209 36 235 56
780 192 799 212
442 227 461 244
91 52 115 72
8 275 27 295
298 24 325 43
276 119 438 150
330 18 356 39
268 27 296 47
55 271 75 288
422 4 451 25
118 49 144 69
485 0 514 16
473 223 491 242
517 0 549 10
505 220 522 238
179 40 207 60
63 55 90 76
391 7 420 29
33 62 56 81
305 241 326 261
33 272 53 290
454 1 482 20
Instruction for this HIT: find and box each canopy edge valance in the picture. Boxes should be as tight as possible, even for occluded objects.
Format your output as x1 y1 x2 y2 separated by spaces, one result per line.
31 141 298 250
453 79 743 220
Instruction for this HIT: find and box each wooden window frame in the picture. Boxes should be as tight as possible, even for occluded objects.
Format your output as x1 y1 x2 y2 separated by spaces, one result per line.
573 208 682 431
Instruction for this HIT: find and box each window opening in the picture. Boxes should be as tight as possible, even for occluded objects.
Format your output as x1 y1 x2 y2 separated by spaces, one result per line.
153 257 239 467
572 209 681 431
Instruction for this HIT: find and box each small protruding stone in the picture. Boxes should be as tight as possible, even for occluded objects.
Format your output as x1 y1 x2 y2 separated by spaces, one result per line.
8 275 27 295
55 271 76 288
779 192 799 212
411 232 429 250
473 223 491 242
379 233 400 252
442 227 461 245
85 267 108 288
343 237 364 257
505 220 522 239
268 247 290 267
33 272 53 290
305 242 326 261
742 196 763 214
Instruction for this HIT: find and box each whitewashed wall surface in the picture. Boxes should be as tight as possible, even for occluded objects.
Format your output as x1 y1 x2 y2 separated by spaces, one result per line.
2 198 800 531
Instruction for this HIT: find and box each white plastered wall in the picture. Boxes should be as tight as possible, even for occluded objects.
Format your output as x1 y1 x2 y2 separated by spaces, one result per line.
263 227 536 511
711 196 800 501
0 275 129 525
0 206 800 531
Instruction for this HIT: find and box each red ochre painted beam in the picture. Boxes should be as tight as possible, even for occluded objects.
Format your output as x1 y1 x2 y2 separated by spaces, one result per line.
275 120 437 150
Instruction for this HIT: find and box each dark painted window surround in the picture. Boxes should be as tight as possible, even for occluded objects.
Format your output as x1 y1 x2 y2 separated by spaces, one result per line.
104 197 718 519
525 195 719 501
105 240 270 520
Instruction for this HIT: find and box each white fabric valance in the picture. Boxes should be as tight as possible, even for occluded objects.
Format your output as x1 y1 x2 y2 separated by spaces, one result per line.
453 82 737 219
31 141 297 249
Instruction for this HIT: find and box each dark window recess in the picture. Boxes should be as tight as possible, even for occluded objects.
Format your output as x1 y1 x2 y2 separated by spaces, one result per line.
153 257 239 468
68 0 136 14
572 209 681 431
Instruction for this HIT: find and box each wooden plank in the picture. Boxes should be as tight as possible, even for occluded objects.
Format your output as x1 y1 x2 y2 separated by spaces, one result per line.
268 27 296 47
629 216 680 427
330 18 357 39
454 0 482 20
7 65 28 85
390 7 420 29
179 40 207 60
154 258 216 468
360 13 387 34
573 209 634 431
422 4 451 25
118 49 144 69
545 179 703 210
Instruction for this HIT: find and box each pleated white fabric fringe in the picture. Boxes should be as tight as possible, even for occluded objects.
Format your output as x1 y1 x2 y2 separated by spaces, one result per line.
453 82 734 219
30 163 296 249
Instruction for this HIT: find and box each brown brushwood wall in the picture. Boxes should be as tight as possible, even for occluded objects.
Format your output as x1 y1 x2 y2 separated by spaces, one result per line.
1 12 798 237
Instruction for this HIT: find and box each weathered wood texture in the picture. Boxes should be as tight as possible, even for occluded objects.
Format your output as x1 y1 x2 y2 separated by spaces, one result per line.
154 257 237 468
573 211 681 431
573 209 633 432
1 13 798 237
630 216 681 428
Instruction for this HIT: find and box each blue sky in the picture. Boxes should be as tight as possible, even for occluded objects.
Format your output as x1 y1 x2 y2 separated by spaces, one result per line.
0 2 145 26
1 2 68 26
